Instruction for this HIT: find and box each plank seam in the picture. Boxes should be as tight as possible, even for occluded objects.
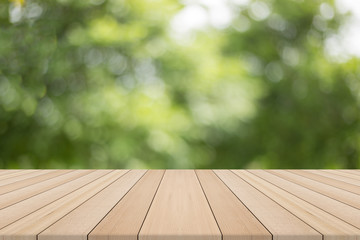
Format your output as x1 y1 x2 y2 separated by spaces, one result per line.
0 170 74 197
0 171 53 188
322 170 360 181
195 170 223 240
339 170 360 178
85 170 148 240
0 170 96 211
212 170 273 240
0 170 21 178
0 170 115 231
0 170 39 182
247 170 360 231
311 171 360 187
339 169 359 176
137 170 166 240
287 170 360 195
230 170 324 238
35 170 131 240
268 170 360 210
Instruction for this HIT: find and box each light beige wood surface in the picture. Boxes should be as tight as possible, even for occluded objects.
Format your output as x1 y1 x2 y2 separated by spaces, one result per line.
215 170 321 240
233 170 360 240
0 170 38 182
0 170 93 209
340 170 360 176
309 170 360 186
0 169 360 240
0 170 21 177
323 170 360 181
139 170 222 240
0 170 111 229
196 170 271 240
289 170 360 195
268 170 360 209
89 170 164 240
39 170 145 240
0 170 129 240
0 170 69 196
0 170 52 187
249 170 360 228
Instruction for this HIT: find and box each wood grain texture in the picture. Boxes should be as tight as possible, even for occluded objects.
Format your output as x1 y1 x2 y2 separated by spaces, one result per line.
0 170 70 196
322 170 360 181
0 170 129 240
0 170 93 210
0 170 111 229
233 170 360 240
0 170 21 177
310 170 360 186
39 170 145 240
289 170 360 195
214 170 321 240
249 170 360 228
268 170 360 209
139 170 221 240
89 170 164 240
0 171 52 187
0 170 38 182
339 170 360 176
196 170 271 240
0 170 359 240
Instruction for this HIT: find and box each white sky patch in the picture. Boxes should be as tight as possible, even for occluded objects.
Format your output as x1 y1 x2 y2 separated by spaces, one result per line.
170 4 208 42
208 4 233 29
170 0 241 39
171 5 208 34
170 0 360 59
326 0 360 60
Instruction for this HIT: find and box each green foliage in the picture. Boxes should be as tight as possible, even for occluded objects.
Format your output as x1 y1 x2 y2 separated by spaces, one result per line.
0 0 359 169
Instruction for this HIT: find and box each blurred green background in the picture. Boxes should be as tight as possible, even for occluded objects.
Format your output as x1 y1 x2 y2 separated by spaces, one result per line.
0 0 359 169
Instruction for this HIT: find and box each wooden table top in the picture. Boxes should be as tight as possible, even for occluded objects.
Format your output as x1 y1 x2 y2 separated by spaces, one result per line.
0 169 359 240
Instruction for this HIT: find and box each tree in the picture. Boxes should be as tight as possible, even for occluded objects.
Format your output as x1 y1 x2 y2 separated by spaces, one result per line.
0 0 359 168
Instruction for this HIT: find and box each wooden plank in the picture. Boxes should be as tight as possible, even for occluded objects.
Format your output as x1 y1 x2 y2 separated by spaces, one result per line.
39 170 146 240
310 170 360 186
289 170 360 195
0 170 93 210
0 170 129 240
0 170 112 229
214 170 320 240
0 169 359 240
249 170 360 228
268 170 360 210
233 170 360 240
322 170 360 181
196 170 271 240
0 170 52 187
339 170 360 177
0 170 25 176
89 170 164 240
0 170 70 196
139 170 221 240
0 170 38 182
0 170 21 177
